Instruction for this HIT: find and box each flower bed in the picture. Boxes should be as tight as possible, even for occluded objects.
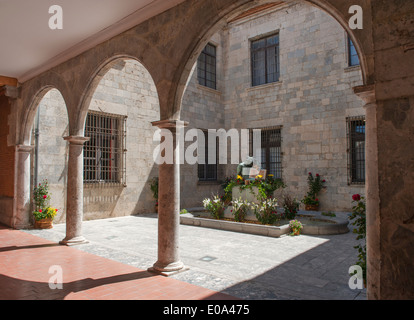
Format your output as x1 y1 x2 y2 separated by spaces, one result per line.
180 210 349 238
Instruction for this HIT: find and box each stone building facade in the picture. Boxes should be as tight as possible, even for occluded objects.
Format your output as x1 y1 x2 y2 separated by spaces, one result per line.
1 0 413 300
180 2 365 211
31 2 365 220
32 60 160 223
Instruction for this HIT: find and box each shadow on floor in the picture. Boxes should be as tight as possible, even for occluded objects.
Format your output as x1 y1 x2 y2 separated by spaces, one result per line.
0 270 157 300
219 232 366 300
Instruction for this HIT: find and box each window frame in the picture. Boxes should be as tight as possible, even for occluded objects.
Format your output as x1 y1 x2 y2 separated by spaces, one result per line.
250 33 280 87
83 111 127 186
198 130 218 182
249 126 282 179
346 116 366 185
347 36 360 67
197 43 217 90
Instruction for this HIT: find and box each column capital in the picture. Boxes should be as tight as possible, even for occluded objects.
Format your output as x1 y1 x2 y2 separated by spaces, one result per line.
16 144 34 153
151 119 189 130
64 136 90 145
0 85 20 99
353 84 376 105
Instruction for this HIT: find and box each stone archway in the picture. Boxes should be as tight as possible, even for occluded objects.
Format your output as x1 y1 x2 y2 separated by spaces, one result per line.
13 84 70 229
166 0 379 298
6 0 412 299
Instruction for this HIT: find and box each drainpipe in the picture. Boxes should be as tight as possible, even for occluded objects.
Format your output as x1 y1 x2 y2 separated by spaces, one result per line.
33 106 40 187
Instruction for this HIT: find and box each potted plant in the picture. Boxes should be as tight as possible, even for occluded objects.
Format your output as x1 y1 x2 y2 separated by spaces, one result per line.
302 195 320 211
32 180 58 229
150 177 158 213
289 219 303 236
302 172 325 210
282 194 300 220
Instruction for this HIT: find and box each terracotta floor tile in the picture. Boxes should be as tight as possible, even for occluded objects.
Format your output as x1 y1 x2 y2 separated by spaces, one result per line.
0 224 236 300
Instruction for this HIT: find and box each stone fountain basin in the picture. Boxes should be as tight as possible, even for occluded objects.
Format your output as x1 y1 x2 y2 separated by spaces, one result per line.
180 209 349 238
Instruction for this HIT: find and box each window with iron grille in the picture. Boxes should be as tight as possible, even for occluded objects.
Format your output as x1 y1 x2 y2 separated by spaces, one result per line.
251 33 280 87
347 116 365 184
348 36 360 67
249 127 282 178
198 130 217 181
83 111 126 185
197 43 217 90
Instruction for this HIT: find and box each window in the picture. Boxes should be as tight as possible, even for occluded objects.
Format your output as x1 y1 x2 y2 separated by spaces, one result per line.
197 43 217 90
84 111 126 185
198 130 217 181
250 127 282 178
251 33 280 86
348 36 360 67
347 116 365 184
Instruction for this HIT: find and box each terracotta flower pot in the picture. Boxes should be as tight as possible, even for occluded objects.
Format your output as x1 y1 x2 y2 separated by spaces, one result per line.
305 204 319 211
34 218 53 229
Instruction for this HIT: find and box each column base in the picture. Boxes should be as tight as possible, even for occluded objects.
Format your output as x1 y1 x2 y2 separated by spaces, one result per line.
59 236 89 246
147 261 189 277
13 222 32 230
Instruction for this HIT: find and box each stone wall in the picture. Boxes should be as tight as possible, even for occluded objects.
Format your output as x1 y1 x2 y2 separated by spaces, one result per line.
34 3 366 217
34 60 160 221
180 2 366 211
180 32 226 208
0 94 15 226
84 59 160 220
33 89 69 223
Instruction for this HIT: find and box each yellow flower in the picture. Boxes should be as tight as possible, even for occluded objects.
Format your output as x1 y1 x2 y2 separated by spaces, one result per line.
269 174 274 177
256 175 263 178
237 175 243 180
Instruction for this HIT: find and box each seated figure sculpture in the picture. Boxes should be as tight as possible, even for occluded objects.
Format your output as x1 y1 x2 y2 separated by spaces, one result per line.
237 156 259 180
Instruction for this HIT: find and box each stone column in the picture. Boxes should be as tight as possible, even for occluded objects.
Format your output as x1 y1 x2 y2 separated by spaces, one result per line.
13 145 34 229
60 136 89 246
148 119 188 276
353 85 380 299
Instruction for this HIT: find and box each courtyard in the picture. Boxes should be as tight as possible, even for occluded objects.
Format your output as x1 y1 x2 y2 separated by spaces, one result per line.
0 0 413 300
13 213 366 300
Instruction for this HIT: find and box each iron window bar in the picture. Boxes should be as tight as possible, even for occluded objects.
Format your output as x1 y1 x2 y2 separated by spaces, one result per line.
83 111 127 187
249 126 282 179
346 116 365 185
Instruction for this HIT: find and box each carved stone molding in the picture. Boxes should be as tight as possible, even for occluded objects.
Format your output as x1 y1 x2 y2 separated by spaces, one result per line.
353 84 376 105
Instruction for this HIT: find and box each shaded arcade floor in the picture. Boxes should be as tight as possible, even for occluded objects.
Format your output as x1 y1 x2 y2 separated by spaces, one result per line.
0 224 235 300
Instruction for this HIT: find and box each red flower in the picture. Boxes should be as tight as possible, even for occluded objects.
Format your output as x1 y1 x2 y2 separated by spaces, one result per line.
316 174 319 177
315 198 319 202
43 195 47 199
322 179 326 182
56 209 58 212
39 209 42 213
308 172 311 175
352 194 361 201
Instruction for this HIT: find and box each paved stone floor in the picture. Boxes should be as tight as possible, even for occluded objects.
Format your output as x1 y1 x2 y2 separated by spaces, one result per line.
19 213 366 300
0 223 234 300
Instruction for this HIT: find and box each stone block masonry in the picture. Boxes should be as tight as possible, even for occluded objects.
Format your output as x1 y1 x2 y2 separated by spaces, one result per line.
180 2 365 212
